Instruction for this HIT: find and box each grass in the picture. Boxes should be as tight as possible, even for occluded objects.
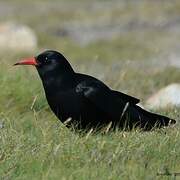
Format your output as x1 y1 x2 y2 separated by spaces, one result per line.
0 53 180 180
0 0 180 179
0 106 179 180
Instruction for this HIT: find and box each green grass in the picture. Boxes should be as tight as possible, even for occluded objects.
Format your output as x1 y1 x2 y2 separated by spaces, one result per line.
0 0 180 179
0 53 180 180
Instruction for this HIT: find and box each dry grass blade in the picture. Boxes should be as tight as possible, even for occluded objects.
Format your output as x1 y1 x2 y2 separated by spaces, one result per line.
30 95 38 110
63 118 72 126
85 128 94 139
104 121 112 134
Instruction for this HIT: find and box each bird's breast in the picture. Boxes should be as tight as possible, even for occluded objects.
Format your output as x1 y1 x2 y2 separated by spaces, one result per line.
45 90 83 121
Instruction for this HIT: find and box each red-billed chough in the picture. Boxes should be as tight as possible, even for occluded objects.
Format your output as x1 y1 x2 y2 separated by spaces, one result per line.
14 50 176 131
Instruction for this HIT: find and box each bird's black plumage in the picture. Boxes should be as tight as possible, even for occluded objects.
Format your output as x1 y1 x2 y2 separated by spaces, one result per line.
15 50 176 131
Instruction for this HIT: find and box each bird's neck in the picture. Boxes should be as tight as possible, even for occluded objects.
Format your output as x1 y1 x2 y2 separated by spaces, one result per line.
41 71 75 96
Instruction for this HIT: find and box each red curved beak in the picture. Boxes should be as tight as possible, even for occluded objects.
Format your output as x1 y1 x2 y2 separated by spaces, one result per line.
14 57 38 66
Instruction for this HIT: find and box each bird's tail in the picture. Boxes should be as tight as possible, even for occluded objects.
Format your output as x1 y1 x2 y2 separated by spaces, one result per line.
127 105 176 130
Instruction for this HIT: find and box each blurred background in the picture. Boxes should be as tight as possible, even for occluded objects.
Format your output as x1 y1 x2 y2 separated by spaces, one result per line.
1 0 180 110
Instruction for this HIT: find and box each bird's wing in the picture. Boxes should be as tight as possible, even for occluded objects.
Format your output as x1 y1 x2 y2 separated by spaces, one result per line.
111 90 140 104
76 80 110 107
75 80 130 116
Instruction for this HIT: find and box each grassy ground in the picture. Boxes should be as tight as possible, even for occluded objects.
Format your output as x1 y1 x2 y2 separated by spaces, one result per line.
0 1 180 179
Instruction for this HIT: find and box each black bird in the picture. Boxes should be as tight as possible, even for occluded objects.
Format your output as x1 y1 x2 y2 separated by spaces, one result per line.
14 50 176 131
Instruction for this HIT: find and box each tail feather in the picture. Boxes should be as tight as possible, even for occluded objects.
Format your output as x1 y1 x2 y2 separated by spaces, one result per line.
128 105 176 130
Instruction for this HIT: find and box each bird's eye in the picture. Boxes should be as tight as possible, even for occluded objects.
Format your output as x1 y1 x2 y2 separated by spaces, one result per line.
44 57 49 64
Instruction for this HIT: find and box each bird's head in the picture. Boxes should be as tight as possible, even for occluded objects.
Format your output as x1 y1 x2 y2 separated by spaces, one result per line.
14 50 74 78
